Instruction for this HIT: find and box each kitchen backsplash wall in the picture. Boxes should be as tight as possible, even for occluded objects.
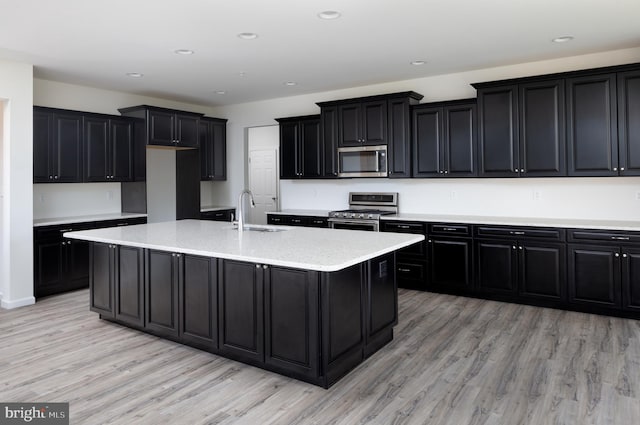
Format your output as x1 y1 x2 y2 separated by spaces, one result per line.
33 183 121 220
281 177 640 221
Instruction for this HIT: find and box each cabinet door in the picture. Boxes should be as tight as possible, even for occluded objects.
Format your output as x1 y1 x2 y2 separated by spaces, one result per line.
366 253 397 339
110 118 133 182
338 102 361 146
265 266 319 379
429 238 473 293
176 114 199 147
387 98 411 177
568 244 621 308
53 112 83 182
445 103 477 177
84 116 109 182
519 80 566 176
89 242 115 317
476 239 518 295
321 106 338 177
199 121 211 180
33 110 53 182
115 246 144 327
567 74 618 176
621 248 640 312
180 255 217 349
219 260 264 363
145 250 180 337
65 239 91 291
518 241 566 302
412 106 442 177
478 86 519 177
148 110 175 146
210 120 227 180
279 121 300 178
34 240 64 298
301 118 322 178
618 70 640 176
362 100 387 145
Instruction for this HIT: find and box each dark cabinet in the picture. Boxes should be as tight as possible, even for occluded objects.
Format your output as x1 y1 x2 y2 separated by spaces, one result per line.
84 115 134 182
338 100 387 146
114 245 145 327
475 79 565 177
118 105 203 148
200 209 235 222
267 214 328 228
277 115 322 179
568 244 621 308
199 117 227 181
218 260 264 363
145 249 180 338
427 224 473 293
33 107 83 183
89 242 115 317
412 100 477 177
387 97 413 177
475 226 566 301
381 221 427 290
265 266 319 379
621 248 640 312
180 255 218 349
617 70 640 176
567 73 618 176
321 106 339 177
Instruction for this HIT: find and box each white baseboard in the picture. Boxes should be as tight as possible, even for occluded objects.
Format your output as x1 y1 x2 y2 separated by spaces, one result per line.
1 296 36 309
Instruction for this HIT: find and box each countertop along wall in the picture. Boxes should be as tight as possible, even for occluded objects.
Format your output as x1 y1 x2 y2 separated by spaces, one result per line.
209 46 640 222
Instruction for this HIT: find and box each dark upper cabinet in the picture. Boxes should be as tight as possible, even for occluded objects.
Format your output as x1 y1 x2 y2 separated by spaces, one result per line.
199 117 227 181
336 100 387 146
387 97 412 177
617 70 640 176
84 115 133 182
118 105 203 148
276 115 322 179
33 107 83 183
476 80 565 177
566 73 618 176
412 99 477 177
519 79 566 176
321 106 339 177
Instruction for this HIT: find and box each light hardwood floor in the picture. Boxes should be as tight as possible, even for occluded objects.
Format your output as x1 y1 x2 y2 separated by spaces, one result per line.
1 289 639 425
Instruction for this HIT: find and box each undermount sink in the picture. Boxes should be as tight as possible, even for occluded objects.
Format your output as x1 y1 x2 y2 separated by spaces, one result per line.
229 223 290 232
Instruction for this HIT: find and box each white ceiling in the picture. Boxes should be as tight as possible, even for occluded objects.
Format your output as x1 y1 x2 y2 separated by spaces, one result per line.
1 0 639 107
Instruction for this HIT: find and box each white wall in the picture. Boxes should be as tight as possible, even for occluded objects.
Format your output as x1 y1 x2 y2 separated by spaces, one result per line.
208 46 640 221
33 183 121 220
1 60 34 308
0 100 5 301
146 149 177 223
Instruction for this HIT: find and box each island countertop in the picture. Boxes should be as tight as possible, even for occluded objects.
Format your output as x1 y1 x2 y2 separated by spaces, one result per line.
64 219 423 272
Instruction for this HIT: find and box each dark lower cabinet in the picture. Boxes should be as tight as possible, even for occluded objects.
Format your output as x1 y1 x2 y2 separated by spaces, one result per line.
622 248 640 312
364 253 397 356
428 238 473 293
218 260 264 363
180 255 218 349
381 221 427 290
114 246 145 327
518 242 566 302
145 250 180 338
476 240 518 295
200 209 235 222
89 242 115 317
568 244 621 308
265 266 319 380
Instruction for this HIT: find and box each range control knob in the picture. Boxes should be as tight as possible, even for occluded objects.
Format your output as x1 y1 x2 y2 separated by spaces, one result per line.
368 214 374 219
358 213 365 219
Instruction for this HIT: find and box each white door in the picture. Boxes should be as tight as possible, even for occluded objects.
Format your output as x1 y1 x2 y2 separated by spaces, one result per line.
248 148 278 224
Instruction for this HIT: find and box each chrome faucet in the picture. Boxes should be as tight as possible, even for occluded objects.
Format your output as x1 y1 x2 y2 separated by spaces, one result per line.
237 189 256 231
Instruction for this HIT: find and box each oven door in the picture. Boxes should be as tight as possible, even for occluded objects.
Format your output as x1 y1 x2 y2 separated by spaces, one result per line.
329 219 379 232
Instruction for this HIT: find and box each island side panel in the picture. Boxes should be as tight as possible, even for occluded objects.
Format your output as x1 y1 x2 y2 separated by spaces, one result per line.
364 252 397 357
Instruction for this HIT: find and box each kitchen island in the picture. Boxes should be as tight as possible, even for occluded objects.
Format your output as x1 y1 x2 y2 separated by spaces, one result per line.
64 220 423 388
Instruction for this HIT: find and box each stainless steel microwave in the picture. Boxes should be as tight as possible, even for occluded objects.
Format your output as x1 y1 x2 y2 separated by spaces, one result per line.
337 145 388 178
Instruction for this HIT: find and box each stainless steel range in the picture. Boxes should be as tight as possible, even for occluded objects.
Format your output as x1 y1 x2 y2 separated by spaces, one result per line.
328 192 398 232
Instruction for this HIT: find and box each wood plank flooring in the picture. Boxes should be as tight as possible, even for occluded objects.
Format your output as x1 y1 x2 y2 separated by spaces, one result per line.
1 289 639 424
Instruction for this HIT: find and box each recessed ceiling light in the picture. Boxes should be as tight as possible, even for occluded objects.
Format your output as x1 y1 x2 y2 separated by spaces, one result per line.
410 60 427 66
174 49 194 55
214 90 226 95
318 10 341 20
237 32 258 40
126 72 143 78
552 36 574 43
284 81 297 86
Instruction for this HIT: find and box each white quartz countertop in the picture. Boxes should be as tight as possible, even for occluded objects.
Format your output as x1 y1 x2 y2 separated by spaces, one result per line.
383 213 640 231
201 206 235 213
267 209 331 217
64 220 423 272
34 213 147 227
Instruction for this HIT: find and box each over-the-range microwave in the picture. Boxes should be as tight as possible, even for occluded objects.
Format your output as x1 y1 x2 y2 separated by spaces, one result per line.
337 145 388 178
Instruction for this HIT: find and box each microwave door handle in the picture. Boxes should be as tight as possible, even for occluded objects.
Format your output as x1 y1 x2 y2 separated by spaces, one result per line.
375 151 380 172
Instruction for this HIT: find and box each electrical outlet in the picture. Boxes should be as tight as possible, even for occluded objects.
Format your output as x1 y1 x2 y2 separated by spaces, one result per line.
532 190 541 201
39 194 45 203
450 190 458 200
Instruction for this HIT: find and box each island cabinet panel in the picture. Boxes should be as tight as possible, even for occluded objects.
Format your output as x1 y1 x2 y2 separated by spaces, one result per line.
179 255 218 349
114 246 144 328
89 242 115 317
218 260 264 363
145 250 180 338
364 253 397 357
264 267 319 380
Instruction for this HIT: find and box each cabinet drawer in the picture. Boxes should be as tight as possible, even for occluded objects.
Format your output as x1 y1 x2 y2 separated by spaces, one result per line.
396 261 426 281
35 222 96 241
568 229 640 244
289 216 308 226
267 215 291 225
382 221 426 234
307 217 329 228
475 226 565 241
430 223 471 237
201 210 234 221
98 217 147 229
